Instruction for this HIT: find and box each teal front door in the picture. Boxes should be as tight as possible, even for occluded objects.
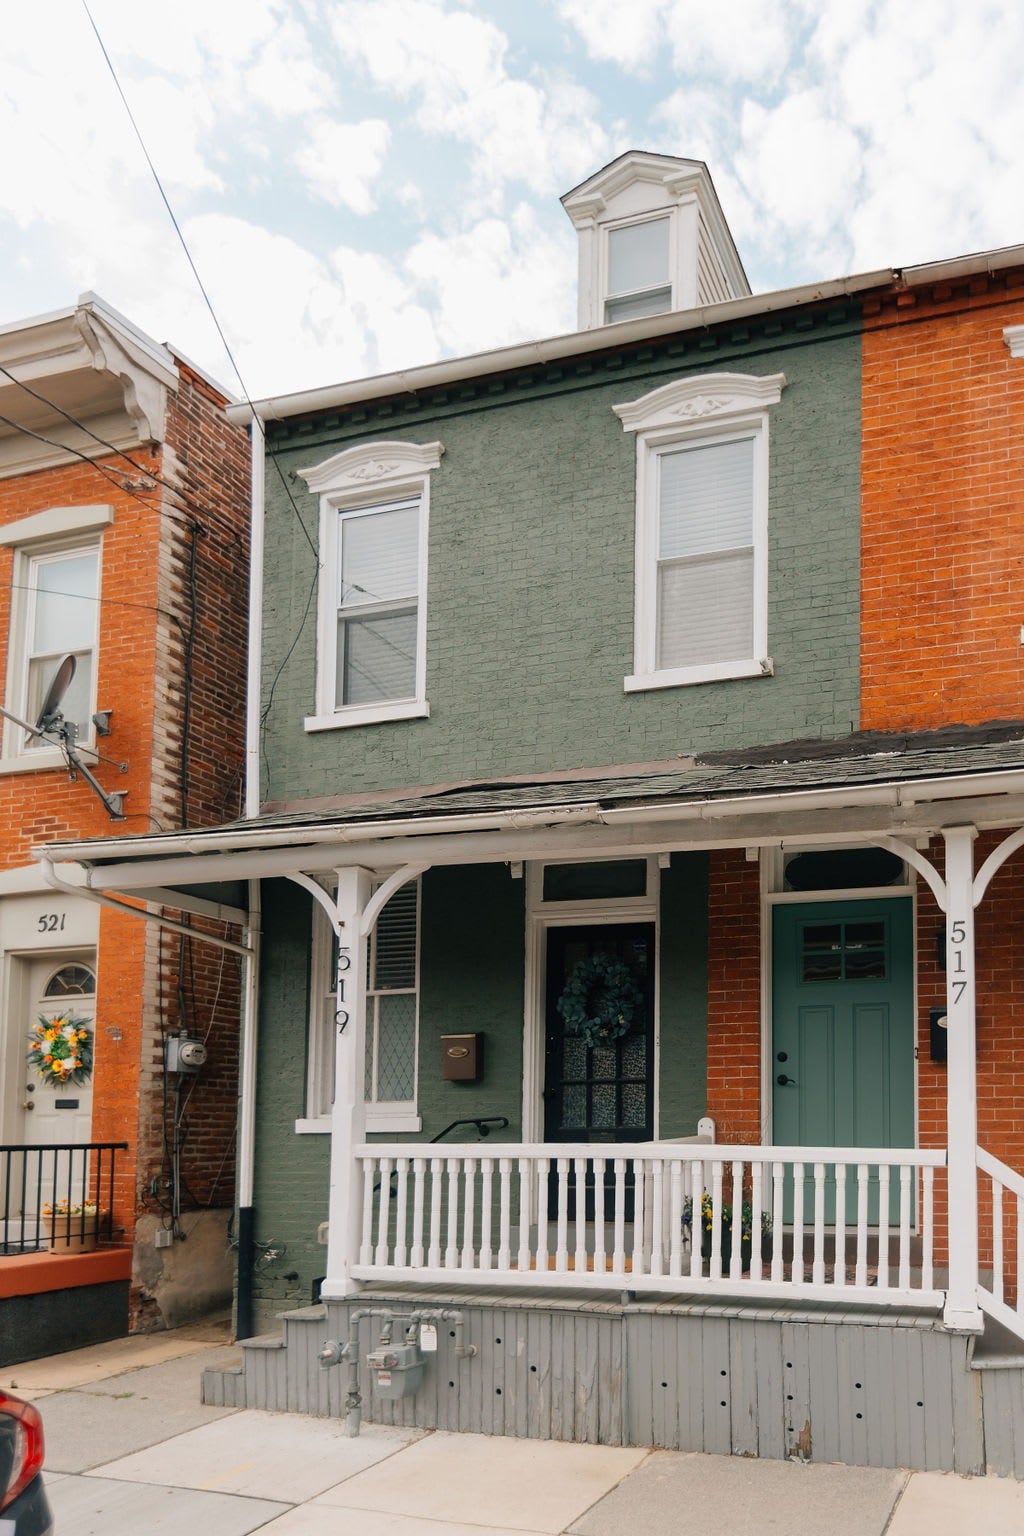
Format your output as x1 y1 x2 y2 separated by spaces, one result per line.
772 898 914 1221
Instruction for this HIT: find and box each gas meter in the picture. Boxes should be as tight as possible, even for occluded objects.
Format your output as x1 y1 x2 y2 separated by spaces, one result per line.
365 1341 424 1399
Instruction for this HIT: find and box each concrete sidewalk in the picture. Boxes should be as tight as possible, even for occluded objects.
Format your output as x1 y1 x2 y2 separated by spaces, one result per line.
5 1326 1024 1535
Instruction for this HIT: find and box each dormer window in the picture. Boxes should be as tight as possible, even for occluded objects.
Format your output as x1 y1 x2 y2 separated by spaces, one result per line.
562 151 750 332
605 217 671 324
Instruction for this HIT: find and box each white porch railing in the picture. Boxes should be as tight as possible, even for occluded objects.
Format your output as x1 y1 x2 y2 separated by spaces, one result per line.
353 1142 947 1309
977 1146 1024 1342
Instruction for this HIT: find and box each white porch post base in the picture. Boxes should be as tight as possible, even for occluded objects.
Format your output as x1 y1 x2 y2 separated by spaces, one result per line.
321 866 373 1303
942 826 983 1333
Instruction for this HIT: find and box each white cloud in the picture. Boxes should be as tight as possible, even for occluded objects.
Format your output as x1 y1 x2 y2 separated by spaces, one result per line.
294 119 391 213
404 206 575 356
329 0 610 195
559 0 792 81
555 0 666 75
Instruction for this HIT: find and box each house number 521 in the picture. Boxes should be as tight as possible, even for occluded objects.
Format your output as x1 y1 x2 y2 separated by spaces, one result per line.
37 913 67 933
950 919 969 1004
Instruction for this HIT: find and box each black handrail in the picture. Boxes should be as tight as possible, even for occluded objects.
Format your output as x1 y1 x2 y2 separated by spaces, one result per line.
429 1116 510 1143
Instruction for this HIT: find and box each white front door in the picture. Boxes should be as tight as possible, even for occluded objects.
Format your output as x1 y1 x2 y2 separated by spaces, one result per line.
23 955 97 1146
18 955 97 1225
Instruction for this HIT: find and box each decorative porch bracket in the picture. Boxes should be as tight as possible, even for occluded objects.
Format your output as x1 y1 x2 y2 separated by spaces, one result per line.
880 824 1024 1333
287 863 427 1300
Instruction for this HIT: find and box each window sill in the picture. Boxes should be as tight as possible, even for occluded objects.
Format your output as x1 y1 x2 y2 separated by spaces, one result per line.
304 699 430 732
624 657 773 692
0 744 97 775
295 1110 423 1135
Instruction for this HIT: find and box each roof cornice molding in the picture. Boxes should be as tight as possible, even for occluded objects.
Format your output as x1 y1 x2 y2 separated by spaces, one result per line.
0 293 178 477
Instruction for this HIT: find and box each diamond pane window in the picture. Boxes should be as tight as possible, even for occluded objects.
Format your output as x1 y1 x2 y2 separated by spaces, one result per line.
365 879 420 1107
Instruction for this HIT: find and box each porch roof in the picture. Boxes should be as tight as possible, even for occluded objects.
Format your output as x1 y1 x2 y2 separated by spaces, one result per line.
34 723 1024 900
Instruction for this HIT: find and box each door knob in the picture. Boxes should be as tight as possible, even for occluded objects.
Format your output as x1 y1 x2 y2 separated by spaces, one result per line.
776 1074 797 1087
21 1100 34 1110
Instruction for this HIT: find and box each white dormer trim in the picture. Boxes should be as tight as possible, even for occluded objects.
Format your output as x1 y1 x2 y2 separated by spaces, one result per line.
562 151 750 331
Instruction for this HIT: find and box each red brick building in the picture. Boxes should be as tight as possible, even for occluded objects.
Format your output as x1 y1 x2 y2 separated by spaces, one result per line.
0 295 248 1354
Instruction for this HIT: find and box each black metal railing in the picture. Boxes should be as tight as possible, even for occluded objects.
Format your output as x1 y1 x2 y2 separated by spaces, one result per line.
0 1142 127 1254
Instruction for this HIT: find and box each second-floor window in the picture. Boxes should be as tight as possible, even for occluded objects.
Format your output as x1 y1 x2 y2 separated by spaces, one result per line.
336 497 420 708
300 439 443 732
615 371 786 692
4 540 100 759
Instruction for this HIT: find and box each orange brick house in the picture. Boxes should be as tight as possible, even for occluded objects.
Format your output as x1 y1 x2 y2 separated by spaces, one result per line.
0 295 249 1359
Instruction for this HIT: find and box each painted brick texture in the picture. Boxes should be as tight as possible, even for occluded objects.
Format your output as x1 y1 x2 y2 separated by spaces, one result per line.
260 317 863 805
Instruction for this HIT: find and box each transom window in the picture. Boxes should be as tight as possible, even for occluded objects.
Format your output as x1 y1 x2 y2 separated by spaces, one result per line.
44 964 96 997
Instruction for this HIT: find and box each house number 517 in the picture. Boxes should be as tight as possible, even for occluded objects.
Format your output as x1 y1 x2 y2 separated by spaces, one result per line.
950 919 969 1004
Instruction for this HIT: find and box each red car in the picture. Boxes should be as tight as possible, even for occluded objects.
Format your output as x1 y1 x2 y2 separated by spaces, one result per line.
0 1390 52 1535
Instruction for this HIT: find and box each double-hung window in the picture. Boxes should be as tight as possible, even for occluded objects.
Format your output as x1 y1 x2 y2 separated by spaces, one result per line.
605 216 672 324
300 440 442 731
0 505 111 766
302 878 421 1134
614 372 786 691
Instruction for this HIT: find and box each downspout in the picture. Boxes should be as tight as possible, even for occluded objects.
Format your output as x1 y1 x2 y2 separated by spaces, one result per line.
237 413 265 1339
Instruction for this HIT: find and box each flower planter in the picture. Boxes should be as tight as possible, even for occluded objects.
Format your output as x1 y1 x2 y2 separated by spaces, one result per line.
42 1215 101 1253
702 1228 753 1271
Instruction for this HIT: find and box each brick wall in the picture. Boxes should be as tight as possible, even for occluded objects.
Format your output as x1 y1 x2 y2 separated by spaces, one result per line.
0 362 249 1328
861 273 1024 730
705 850 763 1145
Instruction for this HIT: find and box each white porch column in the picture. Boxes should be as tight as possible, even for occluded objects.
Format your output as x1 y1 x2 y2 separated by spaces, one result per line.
942 826 983 1332
320 866 373 1300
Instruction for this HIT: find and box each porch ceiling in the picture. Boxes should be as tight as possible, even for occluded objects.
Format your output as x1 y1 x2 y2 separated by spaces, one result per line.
33 726 1024 902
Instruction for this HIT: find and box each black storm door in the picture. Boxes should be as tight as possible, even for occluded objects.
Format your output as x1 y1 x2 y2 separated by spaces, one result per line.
544 924 655 1219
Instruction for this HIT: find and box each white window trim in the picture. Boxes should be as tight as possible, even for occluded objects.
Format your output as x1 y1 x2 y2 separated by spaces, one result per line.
1 528 103 770
614 372 786 691
298 440 442 731
602 211 676 323
299 880 423 1135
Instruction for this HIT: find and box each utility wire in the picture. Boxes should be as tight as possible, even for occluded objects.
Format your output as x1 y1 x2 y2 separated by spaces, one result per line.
0 362 246 546
82 0 322 565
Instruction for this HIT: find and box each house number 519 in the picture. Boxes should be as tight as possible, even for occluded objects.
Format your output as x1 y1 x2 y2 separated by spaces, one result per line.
37 913 67 933
950 919 969 1004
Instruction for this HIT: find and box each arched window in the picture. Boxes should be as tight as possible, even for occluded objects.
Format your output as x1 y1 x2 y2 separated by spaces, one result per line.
43 963 96 998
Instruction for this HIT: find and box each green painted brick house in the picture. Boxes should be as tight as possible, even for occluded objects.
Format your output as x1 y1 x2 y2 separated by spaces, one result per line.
45 152 1024 1473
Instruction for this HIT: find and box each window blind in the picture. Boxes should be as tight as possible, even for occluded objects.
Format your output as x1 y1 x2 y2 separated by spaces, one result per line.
656 437 755 669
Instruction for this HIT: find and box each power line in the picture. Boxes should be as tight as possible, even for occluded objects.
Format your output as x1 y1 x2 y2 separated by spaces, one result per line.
82 0 322 566
0 362 246 545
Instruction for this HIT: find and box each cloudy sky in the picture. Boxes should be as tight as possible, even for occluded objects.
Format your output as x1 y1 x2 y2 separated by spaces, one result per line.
2 1 1021 400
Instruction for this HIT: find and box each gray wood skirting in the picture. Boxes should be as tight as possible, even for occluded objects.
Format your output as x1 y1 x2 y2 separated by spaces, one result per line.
201 1289 1024 1476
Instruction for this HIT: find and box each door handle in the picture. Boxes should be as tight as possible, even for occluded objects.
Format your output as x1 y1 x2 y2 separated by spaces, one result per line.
776 1074 797 1087
21 1101 34 1110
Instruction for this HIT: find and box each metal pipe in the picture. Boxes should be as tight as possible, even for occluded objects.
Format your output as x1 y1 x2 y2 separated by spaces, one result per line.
39 856 253 957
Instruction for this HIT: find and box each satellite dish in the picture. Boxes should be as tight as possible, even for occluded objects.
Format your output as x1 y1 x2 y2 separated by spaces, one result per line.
36 654 76 732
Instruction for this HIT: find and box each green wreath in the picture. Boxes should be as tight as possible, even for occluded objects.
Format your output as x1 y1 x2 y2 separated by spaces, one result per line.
557 954 643 1049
